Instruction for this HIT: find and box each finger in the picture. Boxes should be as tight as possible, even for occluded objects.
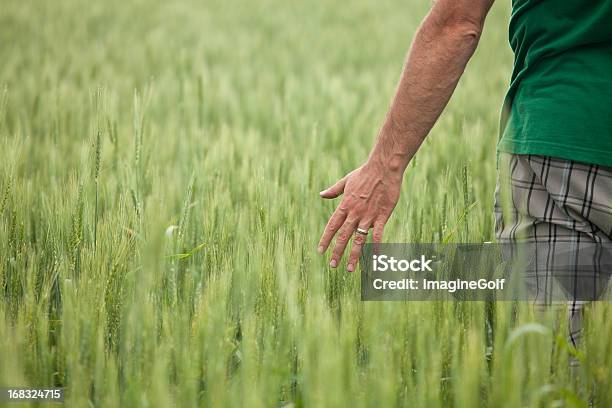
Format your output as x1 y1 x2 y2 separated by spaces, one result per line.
346 222 371 272
330 217 359 268
318 207 348 253
319 175 347 199
371 220 386 255
372 220 385 244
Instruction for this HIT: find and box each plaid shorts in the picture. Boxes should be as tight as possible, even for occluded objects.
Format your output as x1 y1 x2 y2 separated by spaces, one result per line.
494 153 612 346
494 153 612 244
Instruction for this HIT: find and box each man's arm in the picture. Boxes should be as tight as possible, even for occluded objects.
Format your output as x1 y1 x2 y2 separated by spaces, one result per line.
318 0 495 272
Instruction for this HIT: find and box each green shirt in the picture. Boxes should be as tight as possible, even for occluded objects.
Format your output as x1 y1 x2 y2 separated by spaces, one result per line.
498 0 612 167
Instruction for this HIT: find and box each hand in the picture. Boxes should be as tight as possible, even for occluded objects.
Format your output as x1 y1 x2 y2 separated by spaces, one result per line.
318 160 403 272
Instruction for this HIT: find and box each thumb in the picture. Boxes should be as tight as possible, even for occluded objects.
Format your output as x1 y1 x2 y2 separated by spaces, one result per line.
319 176 347 199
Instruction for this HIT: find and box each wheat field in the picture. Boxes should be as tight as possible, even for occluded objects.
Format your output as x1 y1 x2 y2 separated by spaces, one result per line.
1 0 611 406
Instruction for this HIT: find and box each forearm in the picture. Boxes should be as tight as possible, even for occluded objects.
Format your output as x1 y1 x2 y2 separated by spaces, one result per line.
318 1 493 265
368 9 486 174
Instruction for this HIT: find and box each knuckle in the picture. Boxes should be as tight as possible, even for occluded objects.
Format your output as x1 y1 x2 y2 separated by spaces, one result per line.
328 213 340 224
346 216 360 225
353 234 366 245
337 203 350 214
341 228 354 239
329 214 342 226
332 216 345 228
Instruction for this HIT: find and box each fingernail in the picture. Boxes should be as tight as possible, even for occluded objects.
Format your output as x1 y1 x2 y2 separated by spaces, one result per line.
347 263 354 272
319 191 325 196
330 259 337 268
317 245 324 253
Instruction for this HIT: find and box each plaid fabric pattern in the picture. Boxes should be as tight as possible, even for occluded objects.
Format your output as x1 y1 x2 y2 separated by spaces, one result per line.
494 153 612 347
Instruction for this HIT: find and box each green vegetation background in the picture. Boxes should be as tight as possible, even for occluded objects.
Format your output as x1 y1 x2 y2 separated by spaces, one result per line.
1 0 610 406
